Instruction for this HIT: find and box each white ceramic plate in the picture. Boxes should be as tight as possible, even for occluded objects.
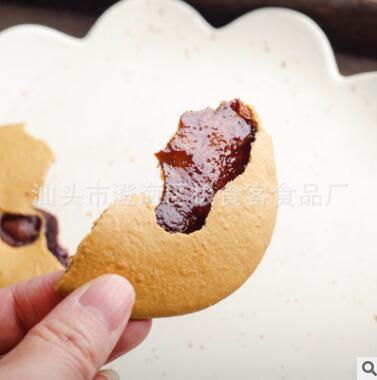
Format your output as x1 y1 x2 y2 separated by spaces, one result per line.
1 1 377 379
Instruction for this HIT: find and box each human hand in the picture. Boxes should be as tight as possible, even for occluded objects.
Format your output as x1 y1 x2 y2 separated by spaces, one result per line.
0 271 152 380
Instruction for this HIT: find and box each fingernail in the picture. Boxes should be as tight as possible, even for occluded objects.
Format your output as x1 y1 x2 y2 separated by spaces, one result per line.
95 369 120 380
79 275 134 331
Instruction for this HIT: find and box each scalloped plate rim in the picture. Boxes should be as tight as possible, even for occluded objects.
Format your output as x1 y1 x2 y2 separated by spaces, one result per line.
0 0 376 85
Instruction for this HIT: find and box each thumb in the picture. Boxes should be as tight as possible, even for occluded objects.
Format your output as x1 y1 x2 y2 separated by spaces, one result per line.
0 275 134 380
94 369 120 380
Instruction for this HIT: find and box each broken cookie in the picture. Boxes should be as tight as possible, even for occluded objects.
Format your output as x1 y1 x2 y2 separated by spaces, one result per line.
0 125 68 287
57 100 277 319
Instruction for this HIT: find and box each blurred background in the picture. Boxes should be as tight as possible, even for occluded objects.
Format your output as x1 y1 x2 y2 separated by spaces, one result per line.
0 0 377 76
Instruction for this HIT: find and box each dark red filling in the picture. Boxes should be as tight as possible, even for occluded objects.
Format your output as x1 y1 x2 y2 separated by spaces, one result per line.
155 99 258 234
0 210 69 267
0 214 41 247
38 209 69 267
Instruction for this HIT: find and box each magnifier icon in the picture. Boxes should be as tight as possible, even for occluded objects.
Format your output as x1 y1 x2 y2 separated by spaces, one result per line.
363 361 377 376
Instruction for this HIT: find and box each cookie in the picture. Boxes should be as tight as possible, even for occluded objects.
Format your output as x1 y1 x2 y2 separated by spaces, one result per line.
57 100 277 318
0 124 68 287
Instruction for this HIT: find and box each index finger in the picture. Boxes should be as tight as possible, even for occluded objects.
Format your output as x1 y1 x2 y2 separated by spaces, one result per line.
0 271 63 355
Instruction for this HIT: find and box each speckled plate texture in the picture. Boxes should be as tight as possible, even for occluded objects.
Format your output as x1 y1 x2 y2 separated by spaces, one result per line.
0 0 376 379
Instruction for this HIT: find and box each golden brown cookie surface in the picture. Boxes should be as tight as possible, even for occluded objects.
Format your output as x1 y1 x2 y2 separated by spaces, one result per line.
57 101 277 319
0 124 54 214
0 211 63 287
0 125 63 287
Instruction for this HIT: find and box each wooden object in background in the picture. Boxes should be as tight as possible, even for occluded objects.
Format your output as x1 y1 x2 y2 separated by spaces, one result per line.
189 0 377 58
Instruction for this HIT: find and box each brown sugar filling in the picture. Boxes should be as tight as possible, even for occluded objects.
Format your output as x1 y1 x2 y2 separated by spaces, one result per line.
0 210 69 267
0 213 41 247
155 99 258 234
